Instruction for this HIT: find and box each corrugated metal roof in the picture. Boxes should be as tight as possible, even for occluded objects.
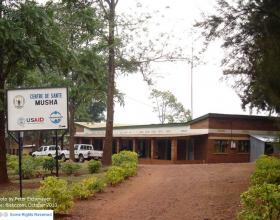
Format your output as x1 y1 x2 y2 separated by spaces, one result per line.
250 135 279 142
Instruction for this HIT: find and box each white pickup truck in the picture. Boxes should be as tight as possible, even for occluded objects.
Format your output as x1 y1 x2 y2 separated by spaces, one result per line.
60 144 103 162
32 145 61 158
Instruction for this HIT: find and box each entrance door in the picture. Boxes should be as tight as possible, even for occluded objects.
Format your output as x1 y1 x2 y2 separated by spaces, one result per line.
188 139 194 160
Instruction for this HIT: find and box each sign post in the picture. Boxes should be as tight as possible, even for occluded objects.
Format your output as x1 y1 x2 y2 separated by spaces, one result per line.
55 130 59 177
18 132 23 198
7 87 69 197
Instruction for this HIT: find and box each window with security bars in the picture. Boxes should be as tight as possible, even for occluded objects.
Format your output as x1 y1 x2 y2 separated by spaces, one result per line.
237 140 250 153
214 140 229 153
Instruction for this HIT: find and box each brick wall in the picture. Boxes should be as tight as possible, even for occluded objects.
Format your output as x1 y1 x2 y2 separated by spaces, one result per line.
206 138 250 163
209 117 278 131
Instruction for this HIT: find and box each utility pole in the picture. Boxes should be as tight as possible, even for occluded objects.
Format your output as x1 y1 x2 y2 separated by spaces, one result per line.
190 43 194 119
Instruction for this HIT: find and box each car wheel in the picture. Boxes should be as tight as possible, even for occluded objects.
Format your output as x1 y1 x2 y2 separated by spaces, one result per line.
61 154 66 162
48 154 52 157
79 154 84 163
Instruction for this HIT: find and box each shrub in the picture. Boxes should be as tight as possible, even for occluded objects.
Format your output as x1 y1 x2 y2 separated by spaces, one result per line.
251 169 280 185
42 157 57 174
33 156 48 167
112 150 138 167
120 162 137 178
83 177 107 193
238 183 280 220
61 161 81 175
251 156 280 185
255 155 280 171
105 166 125 186
38 176 73 213
15 156 39 179
6 154 18 170
71 182 92 200
88 160 102 174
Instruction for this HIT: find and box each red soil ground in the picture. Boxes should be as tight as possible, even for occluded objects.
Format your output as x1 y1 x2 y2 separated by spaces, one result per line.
58 163 254 220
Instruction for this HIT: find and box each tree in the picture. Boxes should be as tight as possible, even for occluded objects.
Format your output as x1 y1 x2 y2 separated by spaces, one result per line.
76 100 106 122
51 0 107 161
96 0 117 166
150 89 191 124
195 0 280 113
0 0 69 184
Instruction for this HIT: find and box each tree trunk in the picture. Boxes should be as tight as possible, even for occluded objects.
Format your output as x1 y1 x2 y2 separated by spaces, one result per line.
0 0 9 184
102 0 116 166
69 102 75 161
0 71 9 184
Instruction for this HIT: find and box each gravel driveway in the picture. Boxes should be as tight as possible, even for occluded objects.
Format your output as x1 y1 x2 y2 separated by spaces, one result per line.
59 163 254 220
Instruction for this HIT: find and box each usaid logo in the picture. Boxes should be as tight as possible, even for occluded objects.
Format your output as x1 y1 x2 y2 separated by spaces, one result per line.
49 111 63 124
13 95 25 109
17 117 45 127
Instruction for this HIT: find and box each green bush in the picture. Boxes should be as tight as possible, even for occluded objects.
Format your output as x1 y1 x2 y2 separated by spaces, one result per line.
112 150 138 167
238 183 280 220
120 162 137 178
15 156 39 179
61 161 81 175
83 177 107 193
105 166 125 186
6 154 18 170
38 176 73 213
88 160 102 174
251 169 280 185
251 156 280 185
255 155 280 171
71 182 92 200
33 156 48 167
42 157 57 174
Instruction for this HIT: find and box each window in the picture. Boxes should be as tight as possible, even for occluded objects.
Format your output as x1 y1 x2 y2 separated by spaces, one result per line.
237 141 250 153
214 140 229 153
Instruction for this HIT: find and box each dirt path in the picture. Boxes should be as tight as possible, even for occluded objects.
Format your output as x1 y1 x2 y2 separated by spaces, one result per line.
59 163 254 220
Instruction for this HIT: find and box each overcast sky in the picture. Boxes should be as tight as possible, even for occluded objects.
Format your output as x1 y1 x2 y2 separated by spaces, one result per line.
36 0 268 124
113 0 263 124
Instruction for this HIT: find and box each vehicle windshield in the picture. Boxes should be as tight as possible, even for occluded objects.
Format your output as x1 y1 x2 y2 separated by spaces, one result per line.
74 145 78 150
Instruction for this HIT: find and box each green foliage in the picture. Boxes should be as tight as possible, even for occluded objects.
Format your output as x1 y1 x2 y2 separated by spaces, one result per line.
255 155 280 171
71 176 107 200
238 156 280 219
238 183 280 220
251 156 280 185
89 178 107 193
6 154 18 170
112 151 138 178
71 182 92 200
120 162 137 178
33 156 48 168
38 176 73 214
105 166 125 186
15 156 39 179
112 150 138 166
42 157 57 174
82 176 107 193
150 89 191 123
61 161 81 176
196 0 280 113
251 169 280 186
88 160 102 173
